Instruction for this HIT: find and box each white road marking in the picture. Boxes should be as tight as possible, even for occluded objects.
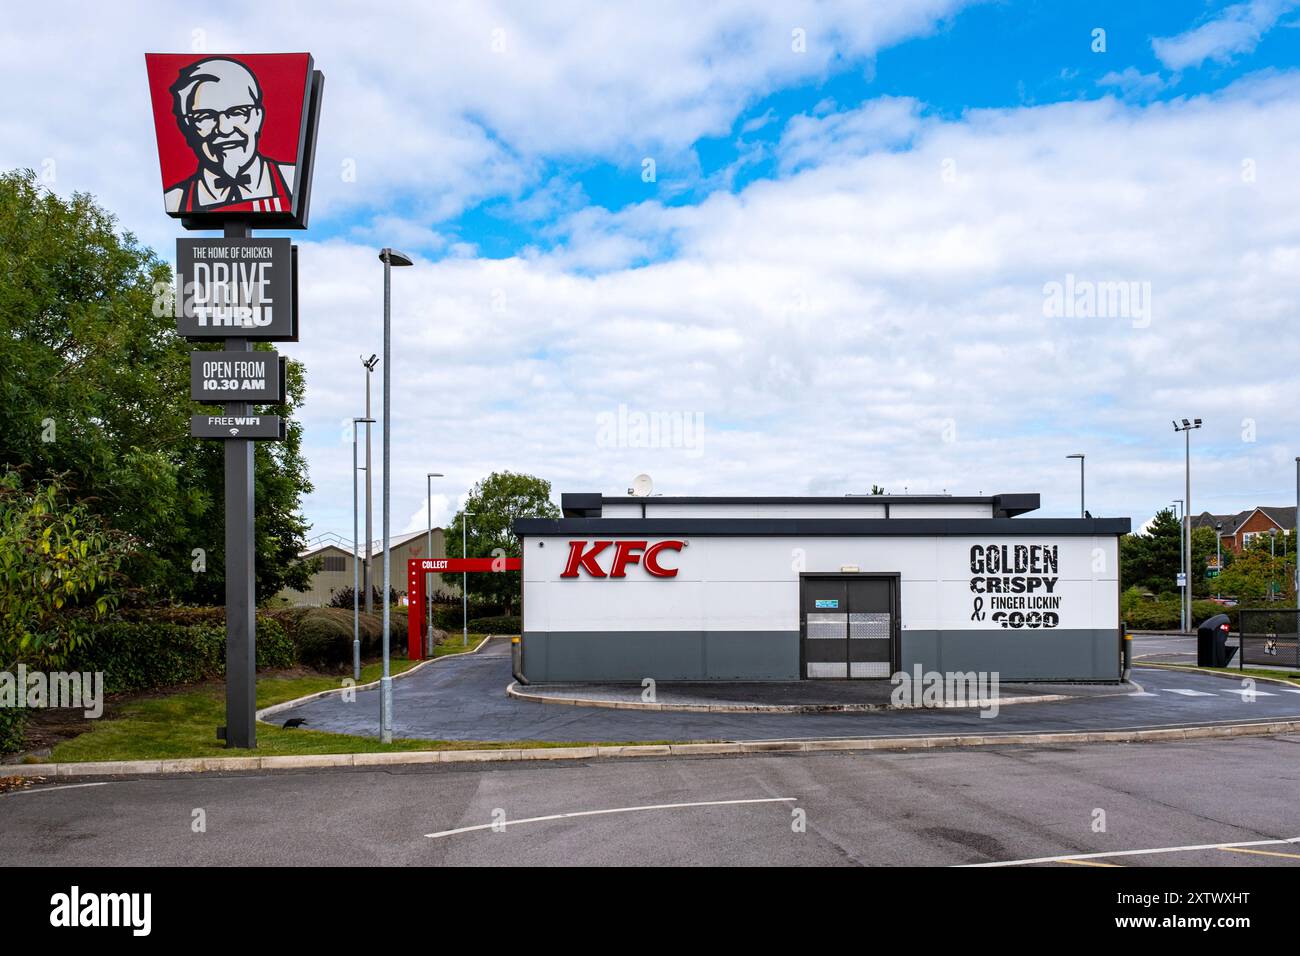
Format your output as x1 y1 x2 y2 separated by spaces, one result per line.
1219 688 1276 697
426 796 796 839
2 782 109 796
1165 689 1217 697
1128 691 1158 697
961 835 1300 868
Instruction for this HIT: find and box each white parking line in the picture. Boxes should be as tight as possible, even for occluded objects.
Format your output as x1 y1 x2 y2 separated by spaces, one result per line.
1 782 109 796
1219 688 1276 697
961 835 1300 867
426 796 796 839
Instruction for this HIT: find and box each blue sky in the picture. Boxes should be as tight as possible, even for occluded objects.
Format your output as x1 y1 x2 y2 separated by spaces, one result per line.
4 0 1300 541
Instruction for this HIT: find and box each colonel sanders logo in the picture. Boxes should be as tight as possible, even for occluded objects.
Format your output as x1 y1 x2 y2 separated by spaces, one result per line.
146 53 317 224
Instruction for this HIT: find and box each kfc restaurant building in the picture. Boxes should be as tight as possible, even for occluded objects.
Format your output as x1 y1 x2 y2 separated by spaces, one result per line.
512 493 1130 683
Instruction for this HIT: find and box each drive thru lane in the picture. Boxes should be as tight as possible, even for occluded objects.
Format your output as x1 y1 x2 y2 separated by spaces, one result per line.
269 638 1300 743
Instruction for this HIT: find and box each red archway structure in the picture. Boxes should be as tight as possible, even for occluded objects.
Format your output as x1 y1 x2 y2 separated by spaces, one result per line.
407 556 522 660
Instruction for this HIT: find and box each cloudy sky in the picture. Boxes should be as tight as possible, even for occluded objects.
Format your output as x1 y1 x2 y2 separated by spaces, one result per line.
4 0 1300 541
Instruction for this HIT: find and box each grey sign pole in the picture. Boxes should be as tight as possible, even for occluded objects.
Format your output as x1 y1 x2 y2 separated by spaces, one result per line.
223 219 257 749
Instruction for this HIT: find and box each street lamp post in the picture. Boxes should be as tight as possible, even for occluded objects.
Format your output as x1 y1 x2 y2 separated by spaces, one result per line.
361 354 378 616
352 416 374 682
1173 419 1202 633
378 248 413 743
462 510 476 647
426 472 444 656
1295 458 1299 601
1066 454 1085 518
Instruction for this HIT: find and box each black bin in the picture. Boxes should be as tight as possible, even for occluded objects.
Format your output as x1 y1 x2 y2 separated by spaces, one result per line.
1197 613 1236 667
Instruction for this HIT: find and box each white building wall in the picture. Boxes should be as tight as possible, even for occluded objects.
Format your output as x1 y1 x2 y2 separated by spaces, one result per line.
523 534 1117 633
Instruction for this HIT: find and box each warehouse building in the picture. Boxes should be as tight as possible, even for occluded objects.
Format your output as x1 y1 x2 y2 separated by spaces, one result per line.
512 492 1129 683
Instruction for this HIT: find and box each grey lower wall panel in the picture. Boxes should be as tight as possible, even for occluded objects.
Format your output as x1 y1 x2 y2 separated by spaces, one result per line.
900 629 1120 681
522 631 800 681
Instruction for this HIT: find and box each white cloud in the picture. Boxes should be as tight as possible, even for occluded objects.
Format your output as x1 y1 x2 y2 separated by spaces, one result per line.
1152 0 1299 71
1097 67 1168 98
0 0 972 250
291 71 1300 536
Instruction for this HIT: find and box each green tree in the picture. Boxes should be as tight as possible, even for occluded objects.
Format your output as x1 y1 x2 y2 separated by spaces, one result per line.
0 168 314 604
1120 507 1182 595
446 471 560 613
1216 547 1295 604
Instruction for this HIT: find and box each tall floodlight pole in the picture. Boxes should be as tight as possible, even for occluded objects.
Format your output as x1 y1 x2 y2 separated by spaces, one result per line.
1066 454 1085 517
361 354 378 615
1295 458 1299 601
352 417 374 681
426 472 444 656
463 510 476 646
1173 419 1202 633
378 248 413 743
1173 498 1185 632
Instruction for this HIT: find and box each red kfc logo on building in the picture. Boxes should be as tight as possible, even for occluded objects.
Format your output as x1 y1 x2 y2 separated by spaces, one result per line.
561 540 683 578
145 53 321 226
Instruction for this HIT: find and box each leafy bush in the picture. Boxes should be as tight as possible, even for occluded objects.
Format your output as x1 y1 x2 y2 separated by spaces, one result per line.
326 585 400 609
66 617 294 694
269 606 406 671
0 470 133 670
0 708 27 755
1122 597 1239 631
468 615 521 634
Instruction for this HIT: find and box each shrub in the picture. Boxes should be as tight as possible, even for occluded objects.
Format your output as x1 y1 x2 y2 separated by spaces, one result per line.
468 614 521 634
66 617 295 694
0 708 27 755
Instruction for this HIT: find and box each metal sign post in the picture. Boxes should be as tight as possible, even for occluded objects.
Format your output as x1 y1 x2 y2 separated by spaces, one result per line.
223 222 257 747
147 51 323 749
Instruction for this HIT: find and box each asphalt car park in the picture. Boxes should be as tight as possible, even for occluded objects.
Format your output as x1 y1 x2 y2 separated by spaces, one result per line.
3 734 1299 867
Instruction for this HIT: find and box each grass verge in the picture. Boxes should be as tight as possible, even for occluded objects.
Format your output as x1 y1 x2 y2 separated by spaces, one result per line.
40 635 644 763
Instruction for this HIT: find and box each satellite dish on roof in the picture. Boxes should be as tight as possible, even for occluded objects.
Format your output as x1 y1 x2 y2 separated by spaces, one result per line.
629 474 654 497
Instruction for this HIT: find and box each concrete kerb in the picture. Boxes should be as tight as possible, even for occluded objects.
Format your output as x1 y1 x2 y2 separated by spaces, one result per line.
7 718 1300 781
505 681 1072 714
254 633 496 723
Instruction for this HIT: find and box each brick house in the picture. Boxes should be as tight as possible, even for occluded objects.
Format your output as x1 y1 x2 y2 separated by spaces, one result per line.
1190 507 1296 566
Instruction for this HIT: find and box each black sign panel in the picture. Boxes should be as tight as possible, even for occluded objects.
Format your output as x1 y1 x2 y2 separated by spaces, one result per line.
191 351 285 403
175 238 297 340
190 414 285 440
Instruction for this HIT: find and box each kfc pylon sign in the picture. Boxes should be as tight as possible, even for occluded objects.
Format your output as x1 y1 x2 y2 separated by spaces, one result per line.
561 540 684 578
145 53 322 227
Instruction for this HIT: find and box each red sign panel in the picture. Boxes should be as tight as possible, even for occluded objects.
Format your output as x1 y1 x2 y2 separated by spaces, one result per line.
413 558 522 573
145 53 317 225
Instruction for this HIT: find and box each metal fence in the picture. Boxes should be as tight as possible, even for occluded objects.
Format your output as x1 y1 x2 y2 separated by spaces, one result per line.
1238 608 1300 669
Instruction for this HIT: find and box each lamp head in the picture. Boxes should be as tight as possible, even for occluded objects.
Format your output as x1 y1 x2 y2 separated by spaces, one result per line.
378 248 414 267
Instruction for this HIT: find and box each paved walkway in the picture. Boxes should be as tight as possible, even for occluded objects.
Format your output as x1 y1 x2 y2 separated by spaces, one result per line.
270 638 1300 743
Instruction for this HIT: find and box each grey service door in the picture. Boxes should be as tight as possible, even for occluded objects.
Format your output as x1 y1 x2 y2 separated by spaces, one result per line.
846 577 894 678
803 580 849 678
801 576 896 679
